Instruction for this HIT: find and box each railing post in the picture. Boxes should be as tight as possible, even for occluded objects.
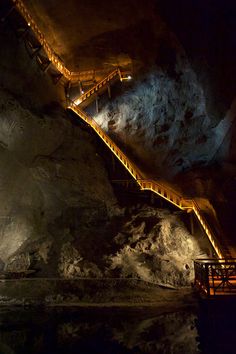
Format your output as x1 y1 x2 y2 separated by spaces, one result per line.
190 212 194 235
194 261 197 287
95 95 99 113
206 264 210 297
1 3 15 22
107 84 111 99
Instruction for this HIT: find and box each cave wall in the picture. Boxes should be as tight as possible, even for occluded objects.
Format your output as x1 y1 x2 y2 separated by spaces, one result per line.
0 26 118 275
94 35 229 178
157 0 236 124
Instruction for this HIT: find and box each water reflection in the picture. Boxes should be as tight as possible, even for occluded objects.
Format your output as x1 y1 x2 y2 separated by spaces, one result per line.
0 305 235 354
0 308 199 354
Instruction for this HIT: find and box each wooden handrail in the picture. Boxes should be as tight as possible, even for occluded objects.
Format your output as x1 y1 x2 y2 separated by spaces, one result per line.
74 68 121 104
191 200 224 259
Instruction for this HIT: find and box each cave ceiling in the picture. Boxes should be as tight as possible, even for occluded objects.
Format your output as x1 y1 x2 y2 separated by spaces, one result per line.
23 0 162 72
23 0 236 119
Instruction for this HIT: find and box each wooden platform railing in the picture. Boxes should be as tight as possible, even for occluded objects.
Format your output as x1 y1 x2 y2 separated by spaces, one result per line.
11 0 226 260
194 259 236 297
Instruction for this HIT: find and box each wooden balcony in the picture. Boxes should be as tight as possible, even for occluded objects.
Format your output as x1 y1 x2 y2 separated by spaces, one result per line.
194 259 236 297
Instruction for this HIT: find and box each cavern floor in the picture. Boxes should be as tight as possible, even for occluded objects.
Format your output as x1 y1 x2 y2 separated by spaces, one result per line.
0 278 196 309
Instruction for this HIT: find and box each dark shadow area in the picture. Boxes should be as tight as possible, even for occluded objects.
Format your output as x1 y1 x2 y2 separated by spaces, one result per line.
157 0 236 123
0 302 236 353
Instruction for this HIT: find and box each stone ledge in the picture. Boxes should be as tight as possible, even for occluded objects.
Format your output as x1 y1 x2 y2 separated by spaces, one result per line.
0 278 195 307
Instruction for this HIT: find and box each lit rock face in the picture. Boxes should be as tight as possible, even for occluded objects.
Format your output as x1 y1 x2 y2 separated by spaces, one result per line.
59 242 103 278
95 56 228 178
58 205 205 287
0 94 205 286
0 89 116 272
106 206 203 287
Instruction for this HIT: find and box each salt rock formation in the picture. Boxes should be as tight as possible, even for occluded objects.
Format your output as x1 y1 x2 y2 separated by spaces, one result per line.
57 205 205 287
106 206 203 287
0 89 116 273
94 51 229 178
50 202 206 287
54 205 206 287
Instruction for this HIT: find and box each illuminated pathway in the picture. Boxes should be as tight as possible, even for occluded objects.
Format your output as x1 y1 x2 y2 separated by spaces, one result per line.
11 0 231 260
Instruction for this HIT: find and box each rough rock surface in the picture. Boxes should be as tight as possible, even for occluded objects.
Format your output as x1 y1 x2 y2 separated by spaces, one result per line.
0 60 206 286
157 0 236 125
0 73 206 285
94 55 231 178
0 88 117 274
58 206 206 287
0 82 206 286
106 207 204 287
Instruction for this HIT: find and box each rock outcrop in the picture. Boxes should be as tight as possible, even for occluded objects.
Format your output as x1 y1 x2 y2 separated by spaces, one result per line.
0 88 117 275
94 48 231 178
106 206 204 286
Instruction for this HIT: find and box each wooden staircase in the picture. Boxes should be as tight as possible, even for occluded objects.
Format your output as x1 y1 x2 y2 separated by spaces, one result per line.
68 98 226 260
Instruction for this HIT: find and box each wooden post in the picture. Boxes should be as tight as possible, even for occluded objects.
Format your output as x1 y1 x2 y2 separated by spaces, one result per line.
43 61 51 73
95 95 99 113
159 198 163 208
112 154 116 173
150 193 155 205
1 5 15 22
17 26 29 39
190 212 194 235
30 45 42 58
206 264 210 297
108 84 111 99
65 81 71 99
52 73 63 85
